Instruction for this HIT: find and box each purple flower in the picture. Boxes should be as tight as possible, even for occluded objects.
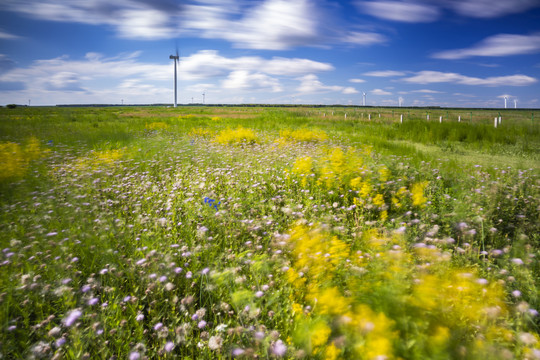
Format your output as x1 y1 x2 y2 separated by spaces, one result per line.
154 322 163 331
255 291 264 298
201 268 210 275
62 309 82 327
123 295 131 302
232 348 245 357
174 267 183 274
55 338 66 348
87 298 99 306
164 341 175 352
159 275 167 283
271 340 287 357
129 351 140 360
136 313 144 321
186 271 193 279
81 285 91 293
197 320 207 329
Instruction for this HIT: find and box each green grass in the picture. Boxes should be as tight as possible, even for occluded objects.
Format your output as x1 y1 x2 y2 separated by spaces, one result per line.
0 106 539 359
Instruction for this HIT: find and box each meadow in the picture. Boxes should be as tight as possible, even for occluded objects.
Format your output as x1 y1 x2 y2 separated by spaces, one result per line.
0 105 539 359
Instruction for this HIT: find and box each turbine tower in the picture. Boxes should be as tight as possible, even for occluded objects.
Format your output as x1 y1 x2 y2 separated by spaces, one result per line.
398 97 403 107
362 92 366 106
504 96 508 109
514 99 517 109
169 49 179 108
202 91 206 104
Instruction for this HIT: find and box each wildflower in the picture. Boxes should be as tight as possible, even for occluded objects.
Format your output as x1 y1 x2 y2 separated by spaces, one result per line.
511 258 524 265
48 327 62 338
216 324 228 332
55 338 66 348
129 351 140 360
198 320 207 329
31 341 52 357
87 298 99 306
232 348 245 357
208 335 223 350
164 341 175 352
154 322 163 331
271 340 287 357
136 313 144 321
62 309 82 327
411 181 429 207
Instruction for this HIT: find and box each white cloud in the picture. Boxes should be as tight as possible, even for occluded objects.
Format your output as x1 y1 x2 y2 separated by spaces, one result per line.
371 88 392 95
296 74 352 94
178 50 333 80
342 87 359 94
432 33 540 59
355 0 540 23
349 78 365 83
358 1 440 22
4 0 387 50
222 71 282 92
402 70 538 86
412 89 444 93
363 70 406 77
442 0 540 18
0 29 21 40
3 0 182 39
0 50 340 104
343 31 388 46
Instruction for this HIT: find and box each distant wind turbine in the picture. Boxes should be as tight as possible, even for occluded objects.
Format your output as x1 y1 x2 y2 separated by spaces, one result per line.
514 99 517 109
504 96 508 109
169 48 180 107
398 97 403 107
362 92 366 106
202 91 206 104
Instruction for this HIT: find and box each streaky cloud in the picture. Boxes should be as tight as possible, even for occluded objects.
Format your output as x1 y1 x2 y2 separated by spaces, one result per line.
432 33 540 59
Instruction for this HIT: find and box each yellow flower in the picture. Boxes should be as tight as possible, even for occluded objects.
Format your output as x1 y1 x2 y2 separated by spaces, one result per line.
0 137 50 181
145 121 169 130
278 128 328 143
213 127 258 145
324 343 340 360
373 193 385 207
311 321 332 348
411 181 429 207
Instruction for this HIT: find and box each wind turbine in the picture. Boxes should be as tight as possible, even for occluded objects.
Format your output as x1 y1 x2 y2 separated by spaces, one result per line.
169 48 179 107
398 97 403 107
362 92 366 106
202 91 206 104
514 99 517 108
504 96 508 109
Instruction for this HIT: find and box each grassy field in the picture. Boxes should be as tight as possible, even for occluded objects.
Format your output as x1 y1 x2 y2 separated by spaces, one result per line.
0 105 539 359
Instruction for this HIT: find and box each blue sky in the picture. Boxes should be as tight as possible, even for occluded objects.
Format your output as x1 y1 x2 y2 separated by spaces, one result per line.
0 0 539 107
